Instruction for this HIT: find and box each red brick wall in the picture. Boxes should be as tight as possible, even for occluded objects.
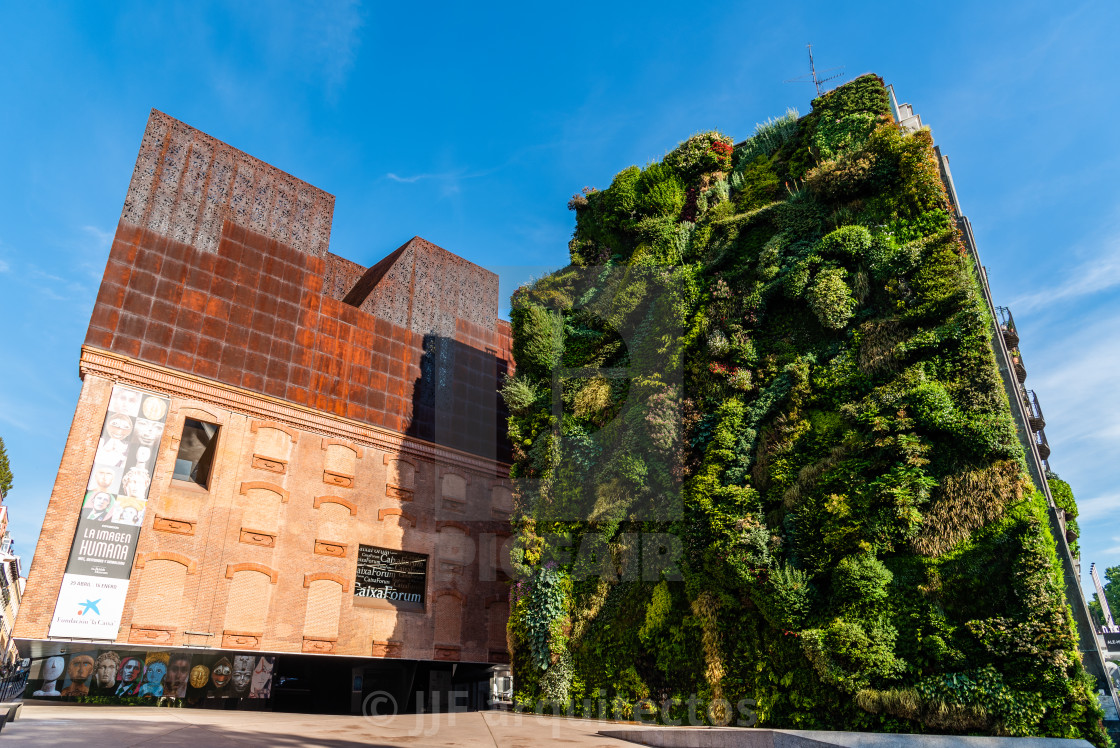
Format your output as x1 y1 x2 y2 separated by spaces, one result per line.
16 372 512 662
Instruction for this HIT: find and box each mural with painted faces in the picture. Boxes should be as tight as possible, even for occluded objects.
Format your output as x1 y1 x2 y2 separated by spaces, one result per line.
146 662 166 685
210 657 232 689
60 653 95 698
189 664 210 689
94 651 120 688
32 655 65 697
250 657 275 699
230 655 254 696
115 656 143 696
67 654 95 682
165 654 191 698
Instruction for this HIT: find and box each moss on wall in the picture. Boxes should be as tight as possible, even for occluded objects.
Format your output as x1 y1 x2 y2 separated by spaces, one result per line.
505 74 1106 744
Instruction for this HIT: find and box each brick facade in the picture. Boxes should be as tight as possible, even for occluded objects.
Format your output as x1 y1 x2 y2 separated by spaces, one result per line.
15 109 513 666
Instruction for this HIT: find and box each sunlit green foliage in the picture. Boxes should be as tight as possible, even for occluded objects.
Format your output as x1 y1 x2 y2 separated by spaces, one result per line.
504 75 1105 745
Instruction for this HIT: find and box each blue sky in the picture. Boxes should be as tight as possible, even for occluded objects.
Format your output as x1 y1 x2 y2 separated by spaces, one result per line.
1 1 1118 599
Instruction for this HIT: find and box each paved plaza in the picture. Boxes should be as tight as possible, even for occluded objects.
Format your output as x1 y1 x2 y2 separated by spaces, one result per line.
2 704 633 747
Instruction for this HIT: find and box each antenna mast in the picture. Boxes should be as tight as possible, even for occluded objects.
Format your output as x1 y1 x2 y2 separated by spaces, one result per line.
785 43 844 96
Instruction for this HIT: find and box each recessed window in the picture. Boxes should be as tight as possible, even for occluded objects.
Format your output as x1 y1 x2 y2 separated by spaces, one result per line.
173 419 219 488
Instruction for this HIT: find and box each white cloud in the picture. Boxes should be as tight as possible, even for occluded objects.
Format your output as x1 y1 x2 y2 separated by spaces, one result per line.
1021 303 1120 573
1078 494 1120 523
1010 219 1120 314
386 172 435 184
307 0 364 95
0 259 8 273
82 225 112 250
245 0 365 98
384 167 497 199
385 168 491 185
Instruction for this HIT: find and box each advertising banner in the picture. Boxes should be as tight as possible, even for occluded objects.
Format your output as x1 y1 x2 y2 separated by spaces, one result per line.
26 648 276 707
354 544 427 608
48 384 170 639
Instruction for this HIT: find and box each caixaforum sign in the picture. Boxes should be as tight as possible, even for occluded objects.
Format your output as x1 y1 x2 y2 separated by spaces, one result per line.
48 384 170 639
354 544 427 609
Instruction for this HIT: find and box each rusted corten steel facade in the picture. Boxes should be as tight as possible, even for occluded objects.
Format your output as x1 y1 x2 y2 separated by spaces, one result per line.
15 110 514 666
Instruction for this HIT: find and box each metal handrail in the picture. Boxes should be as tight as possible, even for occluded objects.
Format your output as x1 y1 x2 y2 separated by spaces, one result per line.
996 306 1020 348
1026 389 1046 432
1035 429 1051 460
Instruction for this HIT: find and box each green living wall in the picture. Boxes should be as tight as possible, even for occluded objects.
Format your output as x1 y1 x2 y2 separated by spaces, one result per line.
503 75 1106 744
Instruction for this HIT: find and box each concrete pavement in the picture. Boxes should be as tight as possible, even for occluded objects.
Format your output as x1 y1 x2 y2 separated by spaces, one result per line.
1 704 635 746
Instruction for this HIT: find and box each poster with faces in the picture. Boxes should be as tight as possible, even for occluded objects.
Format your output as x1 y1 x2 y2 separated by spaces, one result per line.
49 384 171 639
59 651 97 699
249 656 275 699
40 648 278 703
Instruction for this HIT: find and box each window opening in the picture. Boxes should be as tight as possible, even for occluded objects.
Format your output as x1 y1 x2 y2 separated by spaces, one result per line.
173 419 219 488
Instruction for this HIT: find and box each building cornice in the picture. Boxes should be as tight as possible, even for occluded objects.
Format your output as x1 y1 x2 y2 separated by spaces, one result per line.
79 346 511 479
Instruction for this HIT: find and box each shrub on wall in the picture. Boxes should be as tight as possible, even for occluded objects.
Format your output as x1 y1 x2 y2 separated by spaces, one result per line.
504 74 1106 745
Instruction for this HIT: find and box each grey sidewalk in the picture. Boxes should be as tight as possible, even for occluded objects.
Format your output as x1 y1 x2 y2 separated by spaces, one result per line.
1 704 632 747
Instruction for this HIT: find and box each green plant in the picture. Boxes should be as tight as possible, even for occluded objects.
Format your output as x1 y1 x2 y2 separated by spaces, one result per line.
1047 472 1083 556
505 74 1107 746
0 436 12 499
524 566 569 671
635 162 687 219
806 268 856 329
732 108 799 170
665 132 735 181
501 375 542 415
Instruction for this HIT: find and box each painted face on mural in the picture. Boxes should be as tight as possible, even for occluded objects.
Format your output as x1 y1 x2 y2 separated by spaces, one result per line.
42 656 65 682
250 657 274 697
134 446 152 465
95 652 120 688
120 657 142 683
134 418 165 447
106 414 133 441
165 655 191 697
109 388 142 417
211 658 232 688
144 661 167 685
231 655 254 694
91 493 112 511
189 664 210 689
67 655 95 681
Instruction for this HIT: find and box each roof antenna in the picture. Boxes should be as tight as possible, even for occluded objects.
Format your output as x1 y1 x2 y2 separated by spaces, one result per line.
784 43 844 96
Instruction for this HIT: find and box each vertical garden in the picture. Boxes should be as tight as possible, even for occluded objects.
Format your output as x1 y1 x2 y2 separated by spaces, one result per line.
503 74 1106 744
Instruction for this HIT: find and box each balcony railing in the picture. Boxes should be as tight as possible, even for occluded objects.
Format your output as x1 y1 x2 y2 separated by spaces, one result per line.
1035 428 1051 461
996 306 1019 349
1026 389 1046 432
1011 349 1028 383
